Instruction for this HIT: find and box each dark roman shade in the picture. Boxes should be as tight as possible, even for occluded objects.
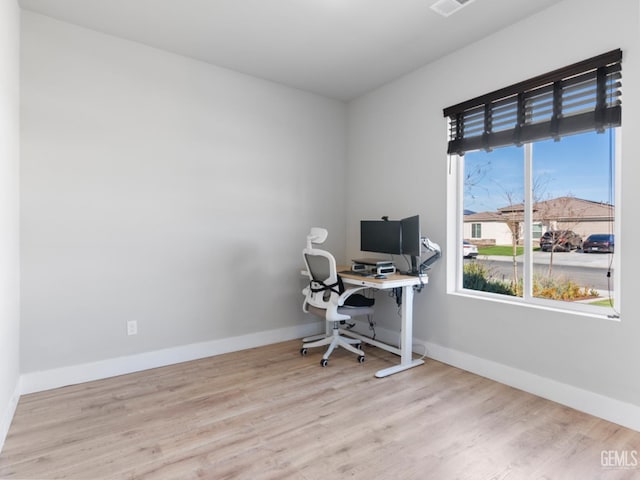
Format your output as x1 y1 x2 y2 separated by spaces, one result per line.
443 49 622 156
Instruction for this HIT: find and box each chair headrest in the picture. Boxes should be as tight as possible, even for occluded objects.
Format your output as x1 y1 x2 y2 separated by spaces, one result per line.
306 227 328 249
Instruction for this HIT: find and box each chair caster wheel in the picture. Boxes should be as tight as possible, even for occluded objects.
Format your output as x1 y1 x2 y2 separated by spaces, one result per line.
320 359 328 367
300 348 308 356
358 355 365 363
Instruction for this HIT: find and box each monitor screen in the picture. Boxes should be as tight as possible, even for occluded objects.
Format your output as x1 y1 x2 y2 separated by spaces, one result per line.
400 215 421 257
360 220 402 255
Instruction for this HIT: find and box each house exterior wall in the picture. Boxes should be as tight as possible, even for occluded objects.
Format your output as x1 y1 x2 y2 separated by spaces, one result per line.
465 219 614 246
463 221 511 245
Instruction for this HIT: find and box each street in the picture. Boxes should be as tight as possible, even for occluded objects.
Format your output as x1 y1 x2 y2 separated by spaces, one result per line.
466 251 615 292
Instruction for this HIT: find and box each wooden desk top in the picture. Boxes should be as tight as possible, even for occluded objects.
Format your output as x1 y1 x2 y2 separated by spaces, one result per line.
337 266 427 289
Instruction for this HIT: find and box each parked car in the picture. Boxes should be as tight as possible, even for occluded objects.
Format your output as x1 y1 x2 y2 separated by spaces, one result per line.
539 230 583 252
463 241 478 258
583 233 614 253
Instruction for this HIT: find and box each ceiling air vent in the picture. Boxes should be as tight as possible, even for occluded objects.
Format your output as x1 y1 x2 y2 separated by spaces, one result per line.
430 0 476 17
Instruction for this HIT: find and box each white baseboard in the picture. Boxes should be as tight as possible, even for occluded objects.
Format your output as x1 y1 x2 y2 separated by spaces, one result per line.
0 379 21 455
351 319 640 431
421 340 640 433
21 322 322 395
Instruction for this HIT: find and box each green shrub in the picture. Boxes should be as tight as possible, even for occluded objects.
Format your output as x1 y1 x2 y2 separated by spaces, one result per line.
463 262 516 295
463 263 598 301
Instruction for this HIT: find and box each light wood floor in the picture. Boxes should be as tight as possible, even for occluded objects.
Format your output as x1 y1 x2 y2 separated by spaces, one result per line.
1 340 639 479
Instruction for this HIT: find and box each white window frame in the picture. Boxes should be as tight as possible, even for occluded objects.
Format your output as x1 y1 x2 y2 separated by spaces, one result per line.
447 129 622 320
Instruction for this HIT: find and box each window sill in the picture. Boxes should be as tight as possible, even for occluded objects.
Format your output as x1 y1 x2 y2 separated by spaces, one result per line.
448 289 621 322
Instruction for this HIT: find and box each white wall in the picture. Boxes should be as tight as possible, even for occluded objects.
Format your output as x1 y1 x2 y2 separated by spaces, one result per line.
347 0 640 423
20 12 346 375
0 0 22 451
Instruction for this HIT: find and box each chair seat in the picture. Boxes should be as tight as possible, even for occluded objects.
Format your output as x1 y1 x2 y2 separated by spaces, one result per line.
338 305 375 316
305 304 374 318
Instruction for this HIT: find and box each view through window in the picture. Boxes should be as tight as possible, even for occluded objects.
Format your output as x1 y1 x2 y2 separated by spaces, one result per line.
462 129 618 316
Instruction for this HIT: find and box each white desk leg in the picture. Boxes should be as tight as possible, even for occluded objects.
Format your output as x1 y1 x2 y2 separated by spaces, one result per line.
375 285 424 378
401 285 413 362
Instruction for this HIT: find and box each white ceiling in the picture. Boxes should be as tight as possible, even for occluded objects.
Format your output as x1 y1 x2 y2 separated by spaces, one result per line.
18 0 563 101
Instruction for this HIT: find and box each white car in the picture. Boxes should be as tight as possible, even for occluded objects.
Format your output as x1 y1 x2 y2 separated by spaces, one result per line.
463 241 478 258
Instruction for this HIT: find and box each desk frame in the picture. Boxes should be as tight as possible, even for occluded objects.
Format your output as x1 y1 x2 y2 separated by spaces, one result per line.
338 269 427 378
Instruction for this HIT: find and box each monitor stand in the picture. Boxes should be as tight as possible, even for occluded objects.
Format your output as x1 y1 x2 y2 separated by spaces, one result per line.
405 256 421 276
351 258 394 267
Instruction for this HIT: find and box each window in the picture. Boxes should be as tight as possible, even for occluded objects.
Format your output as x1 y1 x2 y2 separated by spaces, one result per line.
446 50 621 318
532 223 542 239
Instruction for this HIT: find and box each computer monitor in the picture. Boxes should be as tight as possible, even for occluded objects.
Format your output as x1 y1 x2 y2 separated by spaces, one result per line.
400 215 421 275
360 220 402 255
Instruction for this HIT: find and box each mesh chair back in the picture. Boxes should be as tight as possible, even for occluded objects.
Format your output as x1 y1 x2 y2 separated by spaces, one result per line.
303 249 340 309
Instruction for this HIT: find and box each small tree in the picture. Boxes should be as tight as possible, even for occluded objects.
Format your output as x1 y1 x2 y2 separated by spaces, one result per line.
499 190 522 288
535 195 585 276
494 174 552 288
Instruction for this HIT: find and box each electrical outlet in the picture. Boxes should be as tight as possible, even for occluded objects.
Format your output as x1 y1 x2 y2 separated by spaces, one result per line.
127 320 138 336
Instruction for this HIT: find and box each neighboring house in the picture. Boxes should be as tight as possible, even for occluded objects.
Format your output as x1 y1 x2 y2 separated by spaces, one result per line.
464 196 614 246
463 211 512 245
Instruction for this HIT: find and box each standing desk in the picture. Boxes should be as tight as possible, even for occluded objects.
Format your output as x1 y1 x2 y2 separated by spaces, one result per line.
337 268 428 378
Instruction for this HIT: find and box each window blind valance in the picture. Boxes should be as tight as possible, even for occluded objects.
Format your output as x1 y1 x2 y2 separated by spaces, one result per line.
443 49 622 156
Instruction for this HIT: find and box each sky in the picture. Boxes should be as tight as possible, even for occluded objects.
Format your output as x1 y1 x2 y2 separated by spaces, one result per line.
463 130 615 213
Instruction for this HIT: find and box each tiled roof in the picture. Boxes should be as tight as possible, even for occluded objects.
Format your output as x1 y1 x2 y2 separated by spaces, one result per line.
463 211 504 222
496 196 613 221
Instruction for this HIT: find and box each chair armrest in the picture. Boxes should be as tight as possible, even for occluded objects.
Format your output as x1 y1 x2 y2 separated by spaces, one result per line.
325 303 350 321
319 286 370 321
302 285 371 321
337 286 369 307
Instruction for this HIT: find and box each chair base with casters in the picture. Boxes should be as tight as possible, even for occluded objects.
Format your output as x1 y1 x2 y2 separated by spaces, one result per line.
300 306 374 366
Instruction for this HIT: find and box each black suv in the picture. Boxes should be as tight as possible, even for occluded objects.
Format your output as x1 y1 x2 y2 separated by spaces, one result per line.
539 230 583 252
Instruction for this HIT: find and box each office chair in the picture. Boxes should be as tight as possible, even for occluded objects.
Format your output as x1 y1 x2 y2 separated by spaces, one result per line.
300 228 374 367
